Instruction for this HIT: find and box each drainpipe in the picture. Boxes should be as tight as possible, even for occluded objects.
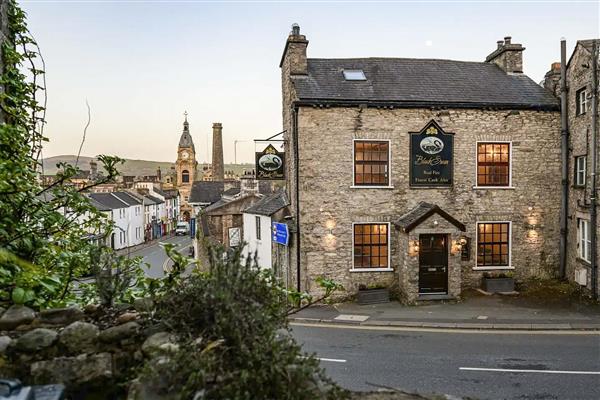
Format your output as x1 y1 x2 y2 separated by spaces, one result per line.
559 38 569 280
293 105 301 292
590 42 598 300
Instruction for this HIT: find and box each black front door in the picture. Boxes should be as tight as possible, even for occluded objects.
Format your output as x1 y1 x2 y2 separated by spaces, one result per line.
418 234 448 294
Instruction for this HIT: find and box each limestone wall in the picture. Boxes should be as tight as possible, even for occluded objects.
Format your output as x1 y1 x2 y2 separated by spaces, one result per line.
294 106 561 296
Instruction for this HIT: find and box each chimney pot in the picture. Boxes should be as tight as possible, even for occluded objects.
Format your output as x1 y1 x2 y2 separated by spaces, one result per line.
291 23 300 35
497 40 504 49
551 62 561 71
504 36 512 45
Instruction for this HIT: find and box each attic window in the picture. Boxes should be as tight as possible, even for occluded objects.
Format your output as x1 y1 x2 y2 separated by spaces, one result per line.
343 69 366 81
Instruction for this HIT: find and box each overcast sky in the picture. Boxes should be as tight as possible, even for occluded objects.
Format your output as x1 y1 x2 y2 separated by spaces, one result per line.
22 0 600 164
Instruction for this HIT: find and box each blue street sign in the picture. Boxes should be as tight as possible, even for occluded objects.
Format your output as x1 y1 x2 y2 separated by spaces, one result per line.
190 218 196 238
271 222 289 246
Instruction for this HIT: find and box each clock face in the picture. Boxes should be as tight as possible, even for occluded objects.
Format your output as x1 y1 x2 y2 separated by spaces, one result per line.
181 151 189 160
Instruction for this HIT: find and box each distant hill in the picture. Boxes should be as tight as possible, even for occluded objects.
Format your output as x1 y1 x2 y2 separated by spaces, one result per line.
42 155 255 178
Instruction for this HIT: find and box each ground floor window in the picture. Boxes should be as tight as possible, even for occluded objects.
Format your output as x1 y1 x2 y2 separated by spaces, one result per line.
477 222 510 267
578 218 591 263
353 223 389 268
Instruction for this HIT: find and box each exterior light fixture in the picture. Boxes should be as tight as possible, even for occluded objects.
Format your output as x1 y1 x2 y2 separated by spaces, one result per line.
433 220 439 227
410 239 420 256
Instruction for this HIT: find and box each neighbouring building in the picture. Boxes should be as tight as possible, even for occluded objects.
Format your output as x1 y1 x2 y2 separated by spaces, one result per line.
549 39 600 297
280 26 561 302
242 190 290 270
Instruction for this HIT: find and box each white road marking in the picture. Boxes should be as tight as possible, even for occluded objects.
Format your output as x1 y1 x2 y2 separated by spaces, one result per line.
334 314 370 322
317 357 347 363
477 315 488 320
460 367 600 375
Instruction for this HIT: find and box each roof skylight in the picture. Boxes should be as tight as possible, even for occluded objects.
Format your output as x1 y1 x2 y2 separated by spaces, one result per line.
343 69 366 81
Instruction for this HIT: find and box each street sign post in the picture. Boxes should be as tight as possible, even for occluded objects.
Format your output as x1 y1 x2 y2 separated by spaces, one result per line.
271 222 289 246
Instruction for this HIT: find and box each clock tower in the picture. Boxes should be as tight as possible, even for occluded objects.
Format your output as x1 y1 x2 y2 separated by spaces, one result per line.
176 112 197 219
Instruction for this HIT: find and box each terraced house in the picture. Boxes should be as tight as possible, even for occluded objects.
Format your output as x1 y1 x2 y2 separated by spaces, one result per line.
280 26 562 302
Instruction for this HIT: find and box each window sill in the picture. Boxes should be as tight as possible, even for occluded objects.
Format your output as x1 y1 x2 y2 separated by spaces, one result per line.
350 185 395 189
472 186 515 190
349 268 394 272
473 266 515 271
576 258 592 267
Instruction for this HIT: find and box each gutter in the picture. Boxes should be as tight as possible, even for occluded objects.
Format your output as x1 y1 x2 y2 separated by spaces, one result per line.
559 39 569 280
590 42 598 300
293 99 560 112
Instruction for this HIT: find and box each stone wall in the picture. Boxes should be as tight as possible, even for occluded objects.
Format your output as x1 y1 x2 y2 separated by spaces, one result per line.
565 42 600 292
0 302 173 400
294 106 561 297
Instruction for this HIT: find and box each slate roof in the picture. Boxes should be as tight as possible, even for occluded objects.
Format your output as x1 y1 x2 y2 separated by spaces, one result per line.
189 181 226 204
244 191 289 216
179 121 195 151
146 195 164 204
163 189 179 199
88 197 111 212
394 202 465 233
111 192 141 206
223 187 241 197
88 193 128 210
292 58 559 110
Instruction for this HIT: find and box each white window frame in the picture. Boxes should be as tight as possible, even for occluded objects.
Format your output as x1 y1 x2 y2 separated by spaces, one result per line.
577 88 588 115
351 139 394 189
473 141 514 189
575 155 587 187
578 218 592 263
473 221 514 270
350 222 393 272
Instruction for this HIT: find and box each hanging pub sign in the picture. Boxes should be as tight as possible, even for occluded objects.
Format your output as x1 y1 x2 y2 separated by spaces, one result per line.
255 144 285 180
409 120 454 187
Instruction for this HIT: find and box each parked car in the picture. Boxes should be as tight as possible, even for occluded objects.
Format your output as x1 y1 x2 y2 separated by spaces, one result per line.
175 221 189 236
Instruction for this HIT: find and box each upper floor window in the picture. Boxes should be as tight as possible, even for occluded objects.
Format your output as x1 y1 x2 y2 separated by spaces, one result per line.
354 141 389 186
576 88 588 116
575 155 587 187
182 170 190 183
353 223 389 269
578 218 591 263
477 142 510 187
477 222 510 267
255 216 261 240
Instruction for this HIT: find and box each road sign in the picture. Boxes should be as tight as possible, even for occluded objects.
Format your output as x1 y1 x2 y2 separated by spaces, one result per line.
229 227 241 247
272 222 289 246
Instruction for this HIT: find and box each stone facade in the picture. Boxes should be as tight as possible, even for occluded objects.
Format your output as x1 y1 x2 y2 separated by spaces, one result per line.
281 28 562 301
562 40 600 294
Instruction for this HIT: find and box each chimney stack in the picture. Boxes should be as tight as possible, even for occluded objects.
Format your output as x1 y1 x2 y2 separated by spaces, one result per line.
485 36 525 73
279 23 309 75
543 62 562 97
212 122 224 181
89 159 97 178
157 166 162 181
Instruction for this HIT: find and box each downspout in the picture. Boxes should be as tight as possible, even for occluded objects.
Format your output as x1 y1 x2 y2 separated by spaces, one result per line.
293 105 301 292
590 42 598 300
559 39 569 280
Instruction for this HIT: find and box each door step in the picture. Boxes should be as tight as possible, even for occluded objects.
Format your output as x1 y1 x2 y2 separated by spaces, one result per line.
417 294 455 301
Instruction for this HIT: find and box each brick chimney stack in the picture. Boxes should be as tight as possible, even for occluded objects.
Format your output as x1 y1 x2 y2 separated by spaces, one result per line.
543 62 562 97
279 23 309 75
485 36 525 73
212 122 224 181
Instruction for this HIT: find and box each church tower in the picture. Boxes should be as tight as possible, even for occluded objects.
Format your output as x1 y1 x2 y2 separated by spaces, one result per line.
175 112 197 219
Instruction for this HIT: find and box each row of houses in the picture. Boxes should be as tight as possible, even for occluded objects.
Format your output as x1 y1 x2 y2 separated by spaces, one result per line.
86 186 180 250
260 26 600 302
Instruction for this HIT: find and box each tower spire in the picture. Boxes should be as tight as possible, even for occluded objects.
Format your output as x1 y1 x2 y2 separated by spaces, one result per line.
183 111 189 132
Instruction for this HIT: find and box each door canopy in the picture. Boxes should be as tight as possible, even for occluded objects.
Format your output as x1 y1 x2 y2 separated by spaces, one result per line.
394 202 465 233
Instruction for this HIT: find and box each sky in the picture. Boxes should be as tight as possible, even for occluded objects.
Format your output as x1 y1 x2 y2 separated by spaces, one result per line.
21 0 600 164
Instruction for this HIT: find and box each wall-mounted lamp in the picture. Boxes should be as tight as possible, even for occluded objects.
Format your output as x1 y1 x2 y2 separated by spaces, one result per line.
325 219 336 236
409 239 420 256
458 236 468 246
432 220 439 227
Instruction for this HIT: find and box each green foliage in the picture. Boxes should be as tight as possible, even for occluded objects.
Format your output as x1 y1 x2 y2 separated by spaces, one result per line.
0 1 137 308
142 246 346 399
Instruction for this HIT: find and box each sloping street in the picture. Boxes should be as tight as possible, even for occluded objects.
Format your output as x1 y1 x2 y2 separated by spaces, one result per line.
123 235 193 278
292 323 600 400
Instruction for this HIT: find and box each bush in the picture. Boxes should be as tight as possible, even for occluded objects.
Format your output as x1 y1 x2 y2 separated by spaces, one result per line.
141 246 347 399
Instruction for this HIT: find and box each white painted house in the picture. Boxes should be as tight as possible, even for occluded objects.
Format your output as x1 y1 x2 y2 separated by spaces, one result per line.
242 191 289 269
88 192 144 250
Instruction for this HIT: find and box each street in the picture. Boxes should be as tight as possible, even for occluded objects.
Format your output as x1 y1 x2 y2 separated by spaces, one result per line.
291 323 600 400
126 235 193 278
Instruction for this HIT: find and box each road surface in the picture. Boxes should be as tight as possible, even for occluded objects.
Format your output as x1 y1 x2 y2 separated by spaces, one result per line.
126 235 193 278
291 323 600 400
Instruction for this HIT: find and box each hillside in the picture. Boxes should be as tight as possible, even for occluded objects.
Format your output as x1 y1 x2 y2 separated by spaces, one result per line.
42 155 255 178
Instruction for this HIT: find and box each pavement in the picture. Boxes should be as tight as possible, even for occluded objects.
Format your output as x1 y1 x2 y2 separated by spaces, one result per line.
290 294 600 331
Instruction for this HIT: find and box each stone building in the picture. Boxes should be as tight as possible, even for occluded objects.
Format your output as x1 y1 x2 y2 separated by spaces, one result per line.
175 114 198 220
280 26 561 302
554 39 600 297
